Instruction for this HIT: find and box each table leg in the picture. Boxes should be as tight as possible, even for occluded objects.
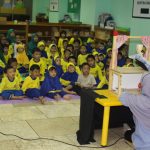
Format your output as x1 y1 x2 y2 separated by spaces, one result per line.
100 106 110 146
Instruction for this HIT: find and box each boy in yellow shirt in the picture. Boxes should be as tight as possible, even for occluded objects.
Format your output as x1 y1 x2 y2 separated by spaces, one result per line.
0 66 24 100
22 64 46 104
29 49 46 81
77 45 88 67
69 30 82 46
3 44 11 64
58 31 68 49
61 49 72 72
7 58 23 83
86 55 103 85
60 39 68 58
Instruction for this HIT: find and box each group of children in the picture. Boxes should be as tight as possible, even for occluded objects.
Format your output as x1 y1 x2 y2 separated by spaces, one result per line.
0 29 132 103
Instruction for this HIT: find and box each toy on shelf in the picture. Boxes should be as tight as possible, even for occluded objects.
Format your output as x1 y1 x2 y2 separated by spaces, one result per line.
15 0 25 8
109 32 150 96
98 13 116 29
59 14 72 23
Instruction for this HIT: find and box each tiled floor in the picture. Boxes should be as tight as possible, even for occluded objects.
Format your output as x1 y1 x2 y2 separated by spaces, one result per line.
0 99 134 150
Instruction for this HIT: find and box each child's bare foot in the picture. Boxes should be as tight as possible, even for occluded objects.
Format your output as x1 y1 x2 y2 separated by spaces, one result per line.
54 94 61 101
63 95 71 101
39 96 47 104
11 95 25 100
69 91 77 95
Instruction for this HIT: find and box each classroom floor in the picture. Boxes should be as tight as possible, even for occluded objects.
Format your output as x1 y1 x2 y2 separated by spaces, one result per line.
0 99 133 150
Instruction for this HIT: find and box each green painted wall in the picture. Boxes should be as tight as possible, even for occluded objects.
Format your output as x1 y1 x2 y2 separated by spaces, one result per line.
32 0 49 21
32 0 149 53
80 0 96 27
109 0 150 54
32 0 80 23
94 0 111 25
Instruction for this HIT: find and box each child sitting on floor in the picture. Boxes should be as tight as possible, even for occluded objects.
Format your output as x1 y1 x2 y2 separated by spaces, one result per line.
7 58 23 83
41 66 71 101
29 49 46 81
37 41 48 59
94 41 106 54
0 66 24 100
73 39 81 57
60 63 78 94
77 63 96 88
60 39 68 58
66 44 74 54
117 51 126 67
77 45 88 67
86 54 103 86
58 30 68 49
47 44 59 66
22 64 46 104
52 56 63 78
68 56 81 75
69 30 82 46
61 49 72 72
16 43 29 74
3 44 11 64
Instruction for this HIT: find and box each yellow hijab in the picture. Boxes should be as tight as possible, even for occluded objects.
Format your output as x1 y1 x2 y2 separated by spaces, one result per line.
16 44 29 65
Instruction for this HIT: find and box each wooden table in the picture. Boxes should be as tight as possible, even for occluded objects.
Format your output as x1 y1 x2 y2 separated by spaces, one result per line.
95 90 123 146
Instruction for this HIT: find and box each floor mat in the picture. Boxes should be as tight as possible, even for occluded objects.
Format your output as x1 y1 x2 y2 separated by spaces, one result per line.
0 95 80 105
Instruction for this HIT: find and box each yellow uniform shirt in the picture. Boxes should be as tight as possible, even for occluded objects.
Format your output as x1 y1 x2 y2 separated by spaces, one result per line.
58 38 68 49
9 45 14 55
22 76 40 93
0 60 5 68
4 53 11 63
69 37 82 46
47 52 59 66
4 69 22 82
60 48 65 58
0 76 20 93
87 37 94 44
61 59 68 72
16 69 23 82
90 65 103 81
77 54 88 66
76 66 81 75
97 62 104 70
97 76 108 88
45 46 49 53
29 58 46 76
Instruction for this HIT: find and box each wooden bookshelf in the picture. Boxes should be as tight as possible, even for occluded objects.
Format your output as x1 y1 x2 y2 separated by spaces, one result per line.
0 21 28 44
0 22 91 45
94 26 130 41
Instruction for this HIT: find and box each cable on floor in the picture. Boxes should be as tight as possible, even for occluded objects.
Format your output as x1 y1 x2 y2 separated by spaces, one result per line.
0 131 125 148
